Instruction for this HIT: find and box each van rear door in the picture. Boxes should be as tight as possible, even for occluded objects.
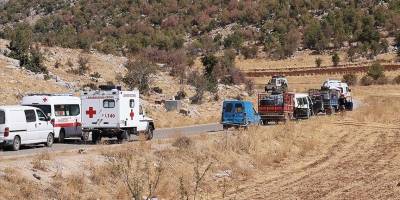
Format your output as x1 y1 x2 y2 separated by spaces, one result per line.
222 102 234 124
233 103 245 124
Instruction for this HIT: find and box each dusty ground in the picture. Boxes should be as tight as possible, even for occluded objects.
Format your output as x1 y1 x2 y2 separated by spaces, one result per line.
0 85 399 199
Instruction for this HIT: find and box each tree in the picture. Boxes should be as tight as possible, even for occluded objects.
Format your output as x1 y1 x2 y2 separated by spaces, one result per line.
282 28 301 58
367 62 385 80
223 32 243 51
315 57 322 68
304 22 328 52
332 52 340 66
122 58 157 94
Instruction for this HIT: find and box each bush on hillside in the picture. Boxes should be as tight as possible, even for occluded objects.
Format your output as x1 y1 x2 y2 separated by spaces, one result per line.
315 58 322 68
367 62 385 80
122 57 157 94
393 75 400 85
332 52 340 66
241 45 258 59
376 76 389 85
360 75 374 86
342 74 357 86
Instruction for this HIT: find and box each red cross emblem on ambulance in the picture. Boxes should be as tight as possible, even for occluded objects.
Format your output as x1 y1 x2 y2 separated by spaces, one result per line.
130 109 134 120
86 107 97 118
42 97 48 103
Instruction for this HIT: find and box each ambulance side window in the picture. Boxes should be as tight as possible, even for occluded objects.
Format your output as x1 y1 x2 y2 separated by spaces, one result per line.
103 99 115 108
129 99 135 108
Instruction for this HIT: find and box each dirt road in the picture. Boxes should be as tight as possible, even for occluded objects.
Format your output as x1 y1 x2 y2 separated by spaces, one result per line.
0 123 223 157
226 121 400 199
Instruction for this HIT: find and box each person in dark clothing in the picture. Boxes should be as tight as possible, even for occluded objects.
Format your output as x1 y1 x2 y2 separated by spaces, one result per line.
338 94 347 111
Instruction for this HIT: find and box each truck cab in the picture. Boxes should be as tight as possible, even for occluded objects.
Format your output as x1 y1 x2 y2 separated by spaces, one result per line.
265 75 288 93
294 93 313 119
81 85 155 143
221 100 260 129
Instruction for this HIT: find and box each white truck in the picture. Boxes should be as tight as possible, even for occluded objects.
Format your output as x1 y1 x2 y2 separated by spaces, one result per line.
21 94 82 143
81 86 155 144
322 80 351 97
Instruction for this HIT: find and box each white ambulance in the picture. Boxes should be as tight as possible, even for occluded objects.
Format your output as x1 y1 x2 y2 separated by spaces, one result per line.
81 86 155 144
21 94 82 142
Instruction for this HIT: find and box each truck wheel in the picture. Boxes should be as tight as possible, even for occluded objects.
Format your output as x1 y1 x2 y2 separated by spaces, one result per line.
117 131 130 143
58 129 65 143
45 133 54 147
92 132 101 144
12 136 21 151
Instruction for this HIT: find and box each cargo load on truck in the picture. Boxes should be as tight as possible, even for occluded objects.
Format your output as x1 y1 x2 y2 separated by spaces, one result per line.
81 85 155 144
258 92 294 124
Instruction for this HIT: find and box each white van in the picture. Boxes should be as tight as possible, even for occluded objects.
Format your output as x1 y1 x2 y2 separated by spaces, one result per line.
294 93 313 119
21 94 82 142
0 106 54 151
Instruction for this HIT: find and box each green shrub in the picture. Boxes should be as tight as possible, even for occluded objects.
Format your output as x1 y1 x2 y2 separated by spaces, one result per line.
332 52 340 66
241 45 258 59
315 58 322 68
367 62 385 80
122 57 157 94
342 74 357 86
360 75 374 86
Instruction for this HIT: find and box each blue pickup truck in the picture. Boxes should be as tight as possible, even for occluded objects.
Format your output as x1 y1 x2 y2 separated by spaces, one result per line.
221 100 261 129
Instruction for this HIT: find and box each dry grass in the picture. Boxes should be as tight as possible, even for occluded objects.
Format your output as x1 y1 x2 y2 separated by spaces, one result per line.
1 84 400 199
31 151 52 171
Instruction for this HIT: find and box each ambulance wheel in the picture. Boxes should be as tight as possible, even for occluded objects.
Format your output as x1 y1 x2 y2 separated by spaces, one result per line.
45 133 54 147
81 132 90 142
58 129 65 143
11 136 21 151
92 132 101 144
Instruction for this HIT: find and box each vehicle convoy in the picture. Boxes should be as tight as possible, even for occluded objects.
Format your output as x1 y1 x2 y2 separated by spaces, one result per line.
265 75 288 93
221 100 260 129
81 85 155 144
258 92 294 124
0 106 54 151
21 94 82 142
293 93 313 119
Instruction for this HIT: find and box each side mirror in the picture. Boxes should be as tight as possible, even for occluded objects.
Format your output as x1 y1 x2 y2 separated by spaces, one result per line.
348 89 352 92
